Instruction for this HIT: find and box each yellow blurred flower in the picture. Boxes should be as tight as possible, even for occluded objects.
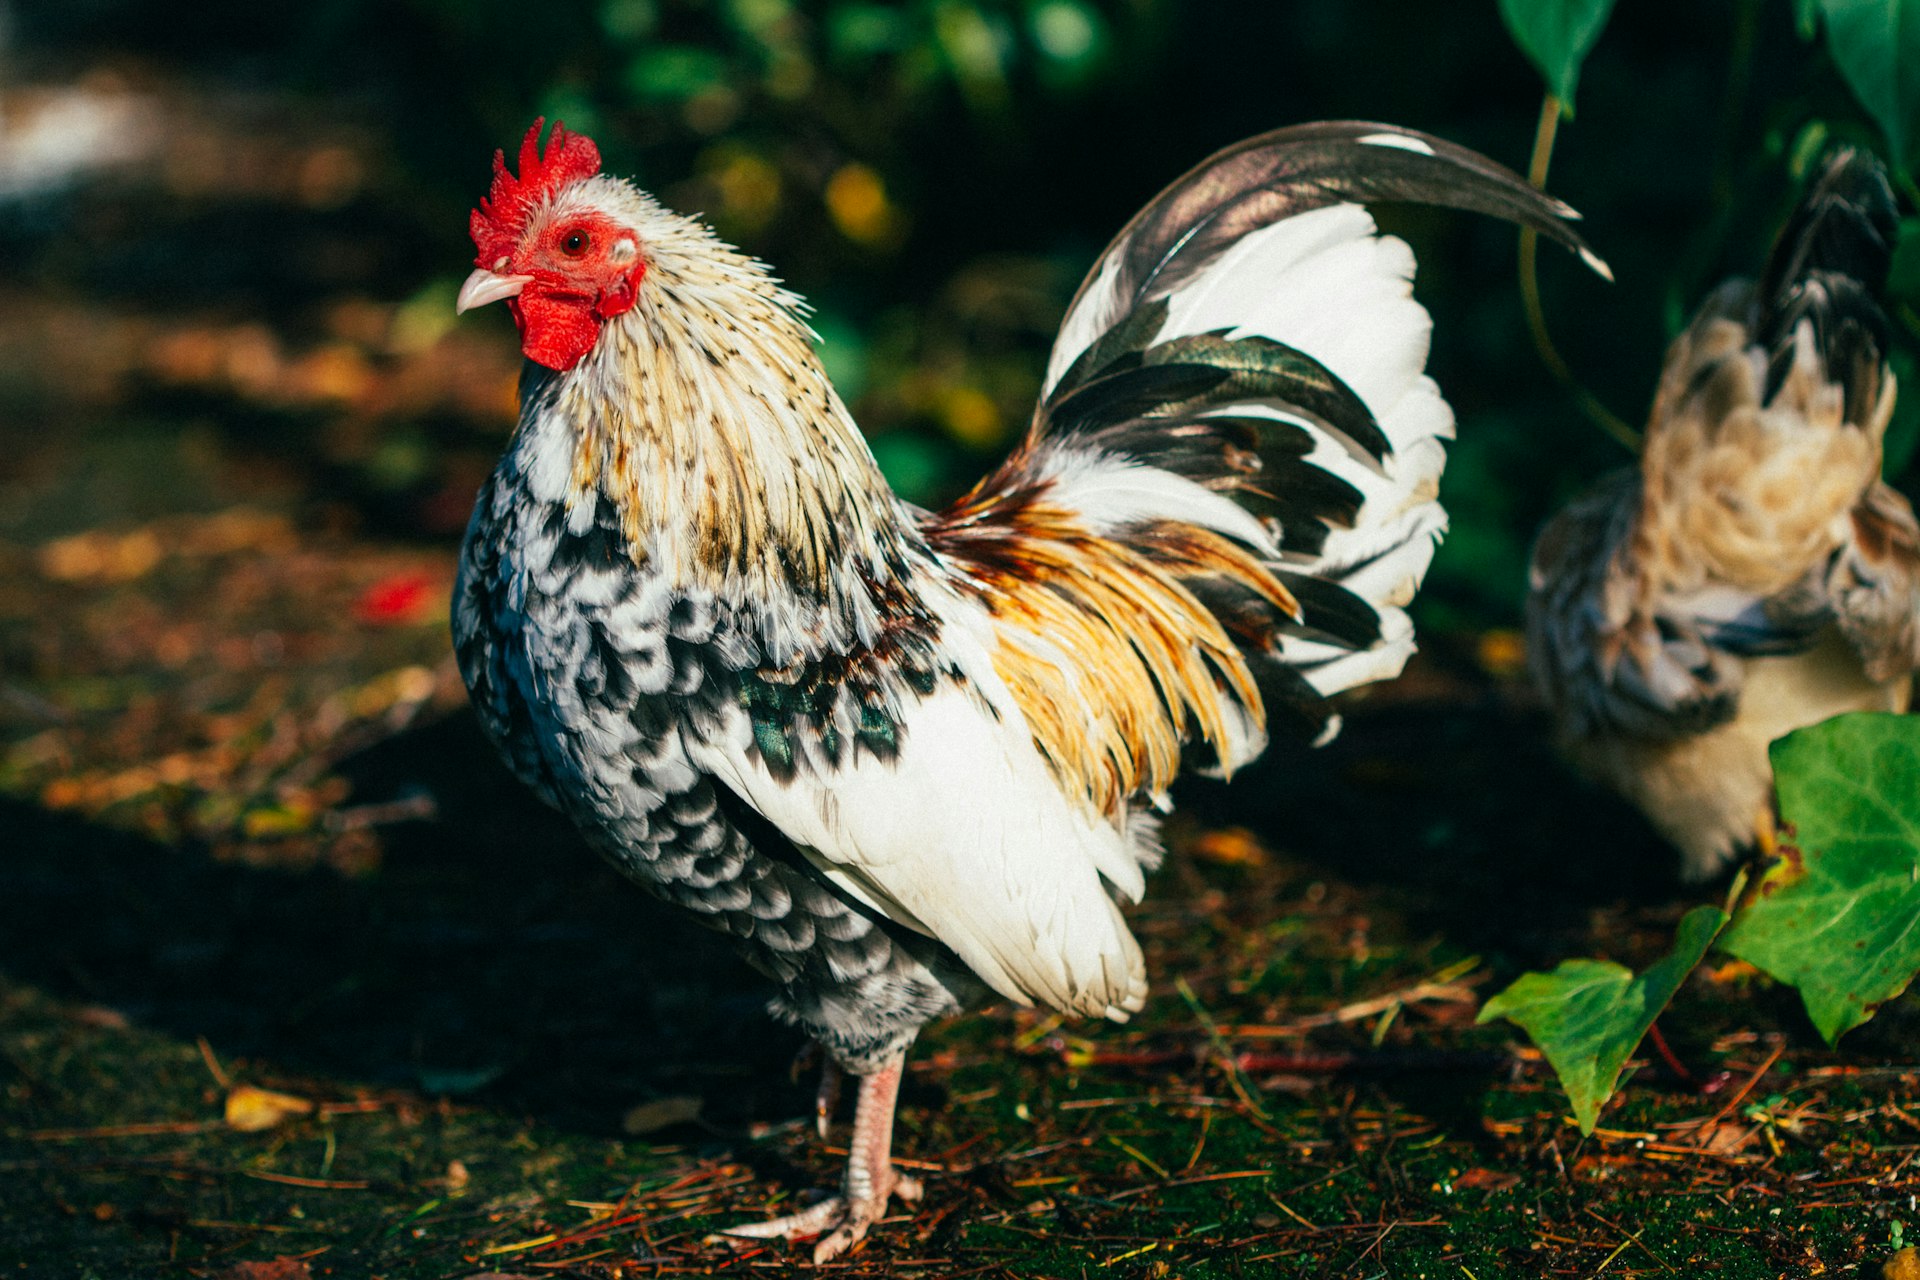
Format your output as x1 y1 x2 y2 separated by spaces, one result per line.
825 162 900 246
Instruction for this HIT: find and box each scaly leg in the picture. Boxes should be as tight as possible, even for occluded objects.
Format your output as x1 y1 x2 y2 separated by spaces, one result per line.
721 1054 922 1262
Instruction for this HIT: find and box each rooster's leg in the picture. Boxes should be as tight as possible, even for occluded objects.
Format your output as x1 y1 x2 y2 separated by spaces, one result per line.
721 1053 922 1262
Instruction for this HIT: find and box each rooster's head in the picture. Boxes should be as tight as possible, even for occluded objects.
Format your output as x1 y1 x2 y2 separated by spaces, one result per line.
458 119 645 371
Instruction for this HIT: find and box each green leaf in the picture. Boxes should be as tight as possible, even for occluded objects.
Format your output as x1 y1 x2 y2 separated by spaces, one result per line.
1815 0 1920 170
933 1 1013 114
1496 0 1620 111
1719 713 1920 1043
600 0 659 42
810 307 870 404
1796 0 1822 38
1478 905 1728 1134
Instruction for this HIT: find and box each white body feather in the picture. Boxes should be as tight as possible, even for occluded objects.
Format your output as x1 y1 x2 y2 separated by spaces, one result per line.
690 583 1151 1020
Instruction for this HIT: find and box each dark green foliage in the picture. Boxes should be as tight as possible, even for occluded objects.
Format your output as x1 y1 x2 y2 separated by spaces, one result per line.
1497 0 1620 110
1812 0 1920 172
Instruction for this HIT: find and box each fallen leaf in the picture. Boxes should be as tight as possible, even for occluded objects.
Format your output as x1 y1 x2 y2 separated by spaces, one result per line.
225 1085 315 1132
622 1094 703 1135
1693 1120 1757 1155
216 1260 312 1280
1189 826 1269 868
1700 958 1761 986
1452 1167 1520 1191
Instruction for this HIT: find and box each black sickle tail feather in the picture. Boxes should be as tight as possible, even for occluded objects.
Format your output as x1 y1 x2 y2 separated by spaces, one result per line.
1756 146 1901 419
1051 119 1608 351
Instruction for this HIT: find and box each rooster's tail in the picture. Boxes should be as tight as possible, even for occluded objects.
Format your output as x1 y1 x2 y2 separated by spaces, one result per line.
930 124 1602 798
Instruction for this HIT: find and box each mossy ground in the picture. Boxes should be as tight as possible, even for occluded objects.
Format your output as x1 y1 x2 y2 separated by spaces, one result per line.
5 566 1919 1277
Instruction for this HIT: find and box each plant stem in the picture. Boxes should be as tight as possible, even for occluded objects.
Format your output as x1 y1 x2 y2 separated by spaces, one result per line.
1518 92 1641 452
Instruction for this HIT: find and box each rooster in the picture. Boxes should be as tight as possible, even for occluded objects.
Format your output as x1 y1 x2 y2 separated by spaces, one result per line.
1527 147 1914 881
452 118 1600 1259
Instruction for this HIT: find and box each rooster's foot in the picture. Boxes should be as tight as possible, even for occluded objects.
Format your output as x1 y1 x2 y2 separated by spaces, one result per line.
718 1171 922 1262
716 1054 918 1261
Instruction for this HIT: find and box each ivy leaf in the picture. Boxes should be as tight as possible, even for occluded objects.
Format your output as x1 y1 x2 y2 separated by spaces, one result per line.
1814 0 1920 170
1478 906 1728 1134
1497 0 1620 112
1719 713 1920 1044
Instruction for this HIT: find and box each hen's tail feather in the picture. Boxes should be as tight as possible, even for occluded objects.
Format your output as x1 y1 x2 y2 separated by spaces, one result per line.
1757 148 1898 306
1754 147 1899 419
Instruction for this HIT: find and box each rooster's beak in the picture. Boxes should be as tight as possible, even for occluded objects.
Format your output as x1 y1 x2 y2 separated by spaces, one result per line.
456 268 535 314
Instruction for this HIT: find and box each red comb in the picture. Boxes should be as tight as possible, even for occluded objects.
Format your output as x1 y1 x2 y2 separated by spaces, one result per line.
470 118 602 266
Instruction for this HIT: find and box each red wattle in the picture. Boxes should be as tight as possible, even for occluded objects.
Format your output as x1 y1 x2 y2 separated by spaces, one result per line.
514 290 603 371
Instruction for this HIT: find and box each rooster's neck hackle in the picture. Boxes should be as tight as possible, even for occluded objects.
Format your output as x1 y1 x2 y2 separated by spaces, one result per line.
541 180 909 605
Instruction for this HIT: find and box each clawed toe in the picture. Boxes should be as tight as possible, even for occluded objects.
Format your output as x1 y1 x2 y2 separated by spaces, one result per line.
713 1194 845 1246
715 1188 908 1263
808 1196 888 1263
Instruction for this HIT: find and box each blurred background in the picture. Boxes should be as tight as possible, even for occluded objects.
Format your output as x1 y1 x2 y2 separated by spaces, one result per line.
2 0 1917 1271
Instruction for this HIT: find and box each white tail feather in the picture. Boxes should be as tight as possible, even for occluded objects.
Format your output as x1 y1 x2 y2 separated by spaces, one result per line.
1042 203 1454 700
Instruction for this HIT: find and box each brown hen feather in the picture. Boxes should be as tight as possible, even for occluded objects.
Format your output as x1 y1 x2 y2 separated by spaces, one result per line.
1527 147 1915 879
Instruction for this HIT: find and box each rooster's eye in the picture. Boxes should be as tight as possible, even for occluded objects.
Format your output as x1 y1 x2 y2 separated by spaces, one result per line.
561 230 590 257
